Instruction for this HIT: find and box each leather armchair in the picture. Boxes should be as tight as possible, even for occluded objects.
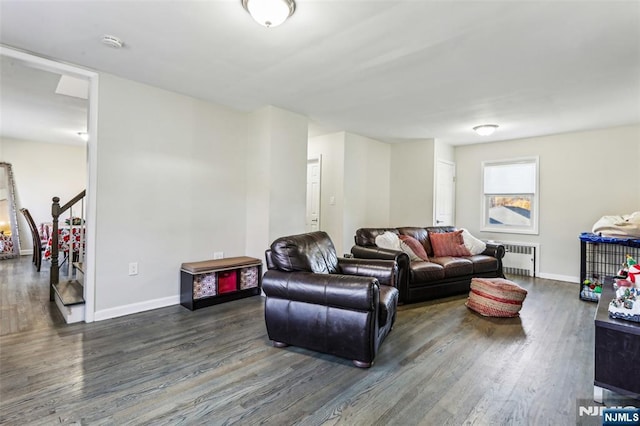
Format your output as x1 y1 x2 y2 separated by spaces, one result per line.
263 231 399 368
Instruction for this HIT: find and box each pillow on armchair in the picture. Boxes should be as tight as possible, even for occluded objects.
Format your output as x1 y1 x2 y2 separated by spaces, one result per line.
428 230 472 257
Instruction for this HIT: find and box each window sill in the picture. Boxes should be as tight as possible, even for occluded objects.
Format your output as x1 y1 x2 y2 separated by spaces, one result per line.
480 227 539 235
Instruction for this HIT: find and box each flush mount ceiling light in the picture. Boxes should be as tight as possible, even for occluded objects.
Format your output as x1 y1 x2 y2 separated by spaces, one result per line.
242 0 295 28
473 124 499 136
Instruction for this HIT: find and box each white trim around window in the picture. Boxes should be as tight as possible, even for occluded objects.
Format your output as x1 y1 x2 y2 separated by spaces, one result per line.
481 156 539 235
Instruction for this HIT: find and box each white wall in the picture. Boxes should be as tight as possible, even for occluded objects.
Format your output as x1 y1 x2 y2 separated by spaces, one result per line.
0 138 86 252
266 107 308 242
343 132 391 254
94 74 249 318
245 108 272 261
390 139 435 226
435 139 455 163
308 131 392 255
455 125 640 282
246 106 308 259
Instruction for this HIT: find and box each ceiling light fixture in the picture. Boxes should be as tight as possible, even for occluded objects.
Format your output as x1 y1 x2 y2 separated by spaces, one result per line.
473 124 499 136
242 0 295 28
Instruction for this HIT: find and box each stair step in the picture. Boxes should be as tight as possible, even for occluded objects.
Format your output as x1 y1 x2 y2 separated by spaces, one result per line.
73 262 84 274
53 280 84 306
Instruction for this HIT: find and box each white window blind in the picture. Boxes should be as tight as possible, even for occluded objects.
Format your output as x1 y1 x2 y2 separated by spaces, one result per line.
483 161 536 194
481 157 539 235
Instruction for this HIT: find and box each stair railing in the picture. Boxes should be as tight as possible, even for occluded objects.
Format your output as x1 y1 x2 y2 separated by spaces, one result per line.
50 190 86 301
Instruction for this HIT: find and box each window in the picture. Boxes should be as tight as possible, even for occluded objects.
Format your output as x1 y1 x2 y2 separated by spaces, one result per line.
481 157 539 234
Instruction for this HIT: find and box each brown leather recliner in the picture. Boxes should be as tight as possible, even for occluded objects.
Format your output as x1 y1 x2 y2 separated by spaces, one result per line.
263 231 399 368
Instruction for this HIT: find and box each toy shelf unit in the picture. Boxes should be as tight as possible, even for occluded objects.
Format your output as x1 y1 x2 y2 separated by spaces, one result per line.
180 256 262 310
579 233 640 302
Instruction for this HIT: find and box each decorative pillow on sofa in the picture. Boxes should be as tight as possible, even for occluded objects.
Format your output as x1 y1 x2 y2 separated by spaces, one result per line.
399 234 429 261
375 231 401 251
428 230 472 257
461 228 486 255
400 241 422 261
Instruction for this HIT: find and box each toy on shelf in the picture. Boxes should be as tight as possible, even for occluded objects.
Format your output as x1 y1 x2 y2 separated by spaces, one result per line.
617 254 637 278
608 254 640 322
628 260 640 284
616 254 640 286
609 286 640 323
581 277 602 302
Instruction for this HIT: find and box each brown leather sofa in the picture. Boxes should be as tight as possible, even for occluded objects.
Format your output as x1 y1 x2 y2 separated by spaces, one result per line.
263 231 399 368
351 226 505 304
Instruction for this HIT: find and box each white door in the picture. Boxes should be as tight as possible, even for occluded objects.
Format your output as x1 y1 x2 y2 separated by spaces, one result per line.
306 157 321 232
435 160 455 226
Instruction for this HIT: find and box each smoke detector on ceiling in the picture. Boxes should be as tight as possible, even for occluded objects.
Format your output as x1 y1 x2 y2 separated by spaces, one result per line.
102 35 124 48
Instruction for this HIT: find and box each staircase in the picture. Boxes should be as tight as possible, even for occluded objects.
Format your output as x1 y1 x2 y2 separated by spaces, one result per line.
53 262 85 323
50 191 86 324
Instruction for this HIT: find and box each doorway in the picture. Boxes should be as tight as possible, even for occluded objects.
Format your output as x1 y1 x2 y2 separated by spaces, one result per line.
1 46 99 322
434 159 455 226
305 157 321 232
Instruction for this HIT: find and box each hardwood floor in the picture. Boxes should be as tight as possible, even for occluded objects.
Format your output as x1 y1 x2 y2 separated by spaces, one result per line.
0 256 635 425
0 255 63 336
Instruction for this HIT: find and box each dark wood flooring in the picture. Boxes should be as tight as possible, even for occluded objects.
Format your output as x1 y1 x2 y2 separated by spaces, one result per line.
0 255 63 336
0 256 635 425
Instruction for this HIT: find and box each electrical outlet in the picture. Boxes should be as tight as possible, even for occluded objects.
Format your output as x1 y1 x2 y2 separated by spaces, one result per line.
213 252 224 260
128 262 138 276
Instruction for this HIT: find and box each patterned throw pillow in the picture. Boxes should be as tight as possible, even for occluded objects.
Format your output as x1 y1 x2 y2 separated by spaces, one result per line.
398 234 429 261
399 241 422 261
428 230 472 257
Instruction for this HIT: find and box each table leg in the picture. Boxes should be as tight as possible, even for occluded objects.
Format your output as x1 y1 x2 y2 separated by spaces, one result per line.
594 385 604 404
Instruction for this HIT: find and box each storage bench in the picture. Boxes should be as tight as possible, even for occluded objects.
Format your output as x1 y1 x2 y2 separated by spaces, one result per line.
180 256 262 310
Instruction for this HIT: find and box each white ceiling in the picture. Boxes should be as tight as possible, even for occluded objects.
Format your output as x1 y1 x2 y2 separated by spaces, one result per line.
1 57 89 145
1 0 639 146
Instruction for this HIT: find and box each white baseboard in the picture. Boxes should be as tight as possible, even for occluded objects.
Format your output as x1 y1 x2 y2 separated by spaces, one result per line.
93 295 180 322
537 272 579 283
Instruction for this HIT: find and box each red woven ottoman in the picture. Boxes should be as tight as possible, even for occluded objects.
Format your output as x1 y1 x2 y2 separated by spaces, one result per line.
466 277 528 317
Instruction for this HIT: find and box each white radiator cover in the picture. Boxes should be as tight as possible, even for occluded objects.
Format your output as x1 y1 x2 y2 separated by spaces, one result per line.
498 241 538 277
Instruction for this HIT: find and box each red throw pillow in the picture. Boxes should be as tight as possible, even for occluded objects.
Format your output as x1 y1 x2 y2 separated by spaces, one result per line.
398 234 429 261
429 230 472 257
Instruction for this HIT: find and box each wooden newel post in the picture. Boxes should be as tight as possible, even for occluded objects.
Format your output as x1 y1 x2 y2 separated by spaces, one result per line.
50 196 60 301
